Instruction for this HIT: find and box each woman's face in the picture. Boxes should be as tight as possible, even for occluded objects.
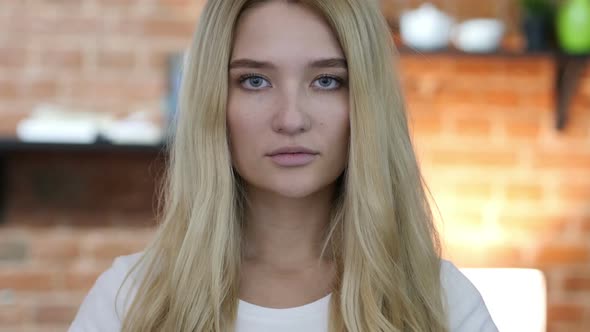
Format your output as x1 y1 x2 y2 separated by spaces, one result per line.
227 1 349 198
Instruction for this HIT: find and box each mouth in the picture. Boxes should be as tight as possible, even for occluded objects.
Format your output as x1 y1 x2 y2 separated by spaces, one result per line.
267 146 320 156
266 146 319 167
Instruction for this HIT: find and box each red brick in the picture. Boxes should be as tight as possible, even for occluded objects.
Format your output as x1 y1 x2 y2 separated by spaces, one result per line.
0 81 20 98
86 236 149 261
581 77 590 97
40 49 83 70
36 0 82 9
548 304 585 322
504 57 553 77
34 304 78 324
398 56 454 78
0 48 27 67
433 90 484 107
30 237 80 263
503 118 543 138
505 183 544 201
582 216 590 234
536 245 590 266
480 90 522 108
430 149 519 168
452 116 492 136
408 113 442 136
453 57 507 76
0 303 27 326
148 51 172 70
126 80 164 101
547 322 590 332
497 214 570 238
77 79 128 100
142 18 194 38
63 268 103 290
74 78 162 102
0 269 56 291
534 151 590 170
564 277 590 291
157 0 202 6
0 238 28 263
98 0 140 7
442 210 484 227
557 184 590 202
520 90 554 110
27 80 58 98
445 243 523 268
559 116 590 139
98 50 136 69
454 181 493 199
0 111 27 136
481 246 524 267
34 17 100 35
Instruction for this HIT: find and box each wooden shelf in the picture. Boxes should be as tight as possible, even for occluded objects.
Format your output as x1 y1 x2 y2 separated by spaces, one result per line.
0 138 166 224
0 138 166 154
397 46 553 58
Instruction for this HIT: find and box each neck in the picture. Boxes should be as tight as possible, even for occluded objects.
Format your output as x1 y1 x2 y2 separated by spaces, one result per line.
242 184 336 269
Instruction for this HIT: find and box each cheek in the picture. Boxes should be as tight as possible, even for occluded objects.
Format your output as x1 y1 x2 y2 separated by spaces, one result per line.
227 111 248 155
328 101 350 144
227 101 266 170
334 105 350 162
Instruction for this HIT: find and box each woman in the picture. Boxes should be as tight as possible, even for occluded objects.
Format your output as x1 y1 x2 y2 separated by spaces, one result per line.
69 0 498 331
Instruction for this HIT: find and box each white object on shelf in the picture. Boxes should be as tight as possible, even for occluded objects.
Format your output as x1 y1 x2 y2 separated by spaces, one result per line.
399 3 455 51
16 104 111 144
452 19 506 53
461 268 546 332
17 118 99 144
16 104 163 146
100 119 163 145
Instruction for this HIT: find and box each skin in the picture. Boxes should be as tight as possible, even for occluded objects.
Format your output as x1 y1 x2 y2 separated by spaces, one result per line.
227 1 350 308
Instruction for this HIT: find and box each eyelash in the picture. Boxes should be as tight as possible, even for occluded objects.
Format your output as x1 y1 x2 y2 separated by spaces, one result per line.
239 73 270 86
237 73 346 90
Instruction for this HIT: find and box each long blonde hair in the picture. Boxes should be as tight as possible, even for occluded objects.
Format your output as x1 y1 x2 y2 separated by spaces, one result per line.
119 0 448 331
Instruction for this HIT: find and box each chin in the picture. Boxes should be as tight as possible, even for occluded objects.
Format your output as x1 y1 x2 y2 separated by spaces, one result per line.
253 174 332 199
270 184 322 199
237 164 344 199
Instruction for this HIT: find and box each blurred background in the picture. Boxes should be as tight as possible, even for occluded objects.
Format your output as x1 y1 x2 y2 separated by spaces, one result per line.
0 0 589 331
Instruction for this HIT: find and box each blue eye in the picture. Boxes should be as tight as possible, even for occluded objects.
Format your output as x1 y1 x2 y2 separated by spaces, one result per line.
312 75 343 90
240 75 271 90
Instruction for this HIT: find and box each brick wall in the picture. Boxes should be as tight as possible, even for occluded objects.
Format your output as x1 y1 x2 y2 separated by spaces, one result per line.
402 54 590 331
1 1 589 331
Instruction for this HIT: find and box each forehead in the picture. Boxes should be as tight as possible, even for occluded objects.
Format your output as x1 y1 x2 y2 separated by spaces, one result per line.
231 1 344 60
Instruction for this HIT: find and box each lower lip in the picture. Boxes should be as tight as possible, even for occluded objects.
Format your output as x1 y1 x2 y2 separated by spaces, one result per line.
269 153 317 167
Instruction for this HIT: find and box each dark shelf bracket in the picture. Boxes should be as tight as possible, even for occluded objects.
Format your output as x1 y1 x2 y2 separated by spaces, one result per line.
0 154 5 225
555 56 588 130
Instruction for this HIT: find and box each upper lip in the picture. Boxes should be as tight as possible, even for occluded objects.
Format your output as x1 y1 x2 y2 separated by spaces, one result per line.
267 146 319 156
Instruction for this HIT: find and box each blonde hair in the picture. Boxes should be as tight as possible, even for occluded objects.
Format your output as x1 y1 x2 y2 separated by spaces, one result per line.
119 0 448 331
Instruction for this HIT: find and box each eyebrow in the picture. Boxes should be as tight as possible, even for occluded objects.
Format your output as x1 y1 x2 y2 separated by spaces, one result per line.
229 57 348 70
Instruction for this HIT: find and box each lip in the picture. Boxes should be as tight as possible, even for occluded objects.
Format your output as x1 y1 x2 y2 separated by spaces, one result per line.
266 146 319 167
267 146 319 156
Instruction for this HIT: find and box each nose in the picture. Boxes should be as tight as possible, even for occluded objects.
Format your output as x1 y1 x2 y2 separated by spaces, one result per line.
271 89 311 135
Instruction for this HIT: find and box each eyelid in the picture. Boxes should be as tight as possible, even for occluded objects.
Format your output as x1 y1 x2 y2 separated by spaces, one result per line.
315 74 344 82
311 74 346 89
239 73 271 83
238 73 272 89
